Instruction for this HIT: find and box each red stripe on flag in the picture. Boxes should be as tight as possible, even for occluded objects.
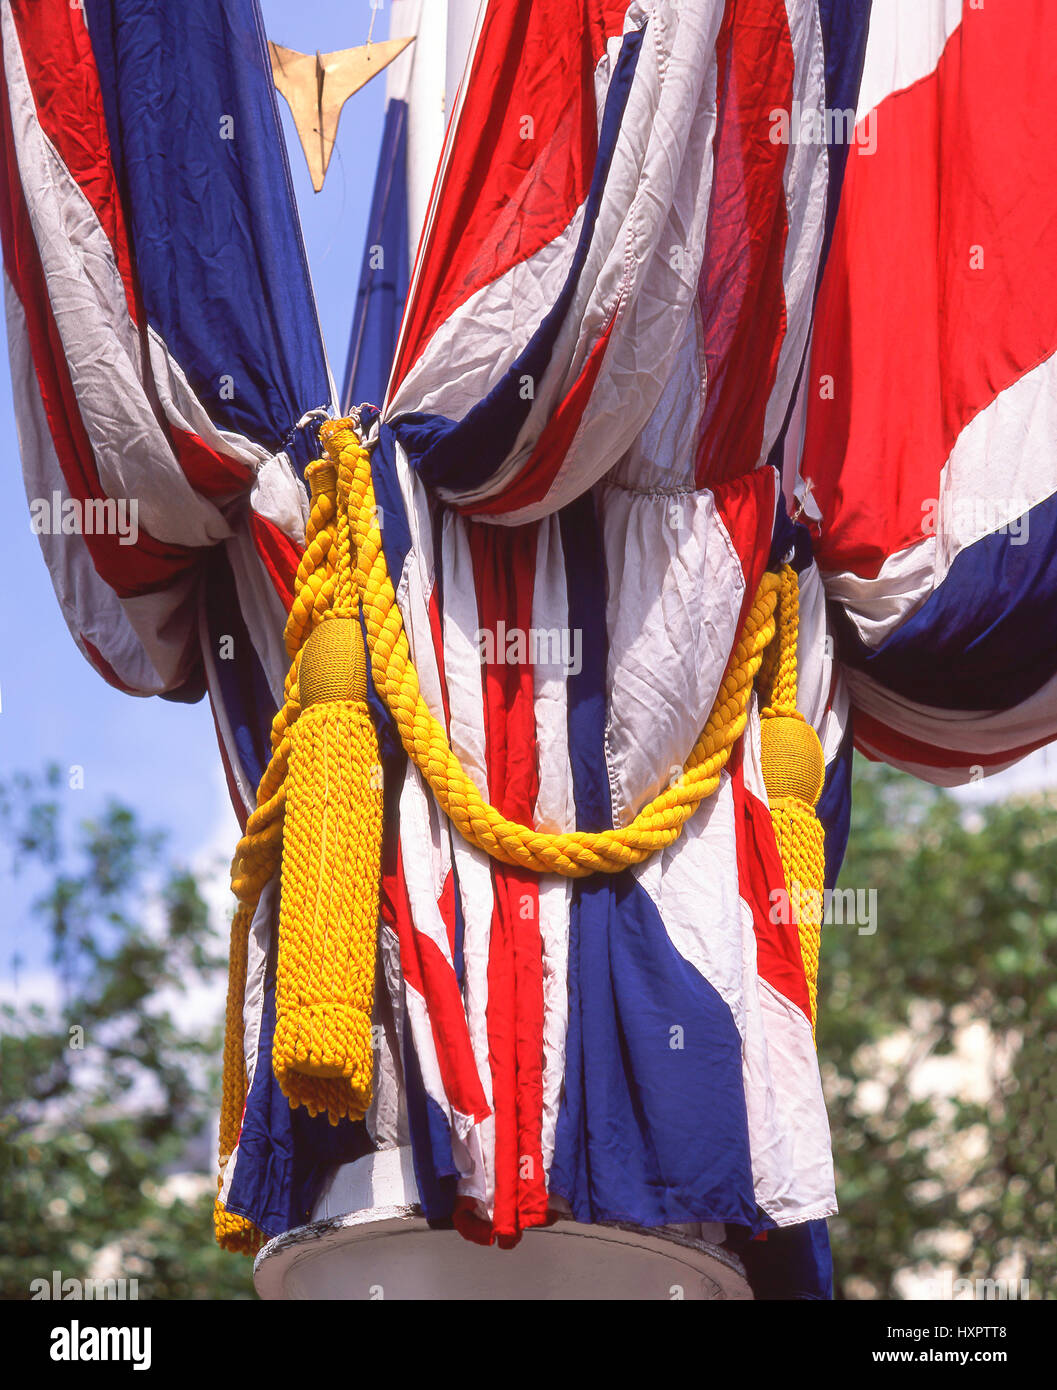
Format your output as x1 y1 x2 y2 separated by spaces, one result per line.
694 0 794 486
391 0 628 395
10 0 138 324
713 466 779 634
171 426 251 500
438 868 457 962
470 520 548 1242
248 513 300 613
386 847 491 1124
853 708 1053 773
731 751 811 1022
802 6 1057 579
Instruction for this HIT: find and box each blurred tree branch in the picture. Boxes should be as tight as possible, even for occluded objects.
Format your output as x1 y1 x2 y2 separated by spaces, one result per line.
825 759 1057 1299
0 766 253 1300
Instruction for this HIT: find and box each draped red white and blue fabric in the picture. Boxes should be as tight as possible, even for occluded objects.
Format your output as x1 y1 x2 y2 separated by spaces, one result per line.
7 0 1057 1302
0 0 332 809
343 0 1057 1292
348 0 867 1286
0 0 363 1253
792 0 1057 785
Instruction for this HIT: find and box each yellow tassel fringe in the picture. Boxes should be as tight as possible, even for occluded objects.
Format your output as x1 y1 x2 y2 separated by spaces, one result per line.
759 562 827 1036
214 458 369 1252
273 617 382 1123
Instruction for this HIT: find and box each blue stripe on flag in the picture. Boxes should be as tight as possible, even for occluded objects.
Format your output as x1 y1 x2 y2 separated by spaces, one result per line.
202 548 274 792
402 1014 460 1224
221 941 292 1237
559 493 612 833
224 926 369 1237
550 871 762 1229
727 1218 834 1300
818 719 854 890
371 424 415 588
816 0 873 263
835 492 1057 710
84 0 331 457
550 494 761 1229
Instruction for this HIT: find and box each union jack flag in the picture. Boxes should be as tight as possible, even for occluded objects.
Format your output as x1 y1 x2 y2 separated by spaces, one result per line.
4 0 1055 1300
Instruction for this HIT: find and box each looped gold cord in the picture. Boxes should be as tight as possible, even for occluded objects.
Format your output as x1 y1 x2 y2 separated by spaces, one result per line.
319 420 781 878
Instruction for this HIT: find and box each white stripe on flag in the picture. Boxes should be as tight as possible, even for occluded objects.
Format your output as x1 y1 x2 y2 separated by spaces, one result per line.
856 0 964 124
601 485 744 825
440 508 497 1210
822 350 1057 650
531 514 574 1180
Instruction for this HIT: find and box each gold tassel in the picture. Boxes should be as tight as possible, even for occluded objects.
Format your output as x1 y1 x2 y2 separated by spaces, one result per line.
213 453 382 1251
760 564 827 1037
270 439 382 1124
271 611 382 1123
213 1197 263 1257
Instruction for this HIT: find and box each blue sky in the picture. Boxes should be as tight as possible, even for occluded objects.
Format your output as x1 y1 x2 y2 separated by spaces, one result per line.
0 0 388 978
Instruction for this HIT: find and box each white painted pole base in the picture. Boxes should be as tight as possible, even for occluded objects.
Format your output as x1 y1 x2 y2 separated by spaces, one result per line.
253 1148 753 1300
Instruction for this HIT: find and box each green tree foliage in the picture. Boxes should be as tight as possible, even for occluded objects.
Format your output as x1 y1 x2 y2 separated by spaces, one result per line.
0 768 254 1300
823 759 1057 1299
2 760 1054 1301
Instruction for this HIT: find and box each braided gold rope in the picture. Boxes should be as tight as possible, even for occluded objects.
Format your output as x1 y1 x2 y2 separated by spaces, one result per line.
762 560 801 718
319 420 781 877
213 901 257 1254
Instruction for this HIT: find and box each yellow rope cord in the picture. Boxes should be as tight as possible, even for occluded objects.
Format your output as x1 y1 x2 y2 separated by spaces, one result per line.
759 563 827 1037
319 419 781 876
762 561 801 717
